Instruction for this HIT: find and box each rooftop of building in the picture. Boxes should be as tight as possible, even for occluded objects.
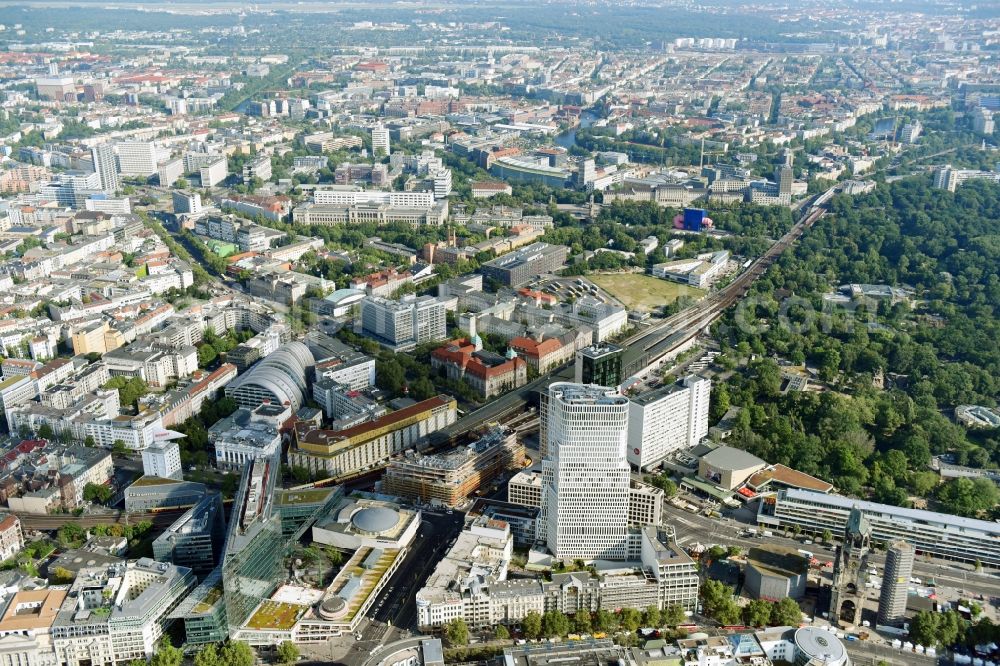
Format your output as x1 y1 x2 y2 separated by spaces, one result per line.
782 487 1000 534
699 445 766 471
746 463 834 494
549 382 628 406
294 395 454 455
0 589 67 631
746 545 809 578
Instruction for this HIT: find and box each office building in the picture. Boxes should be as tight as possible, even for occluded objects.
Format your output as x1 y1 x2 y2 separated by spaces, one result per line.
973 108 995 134
479 243 568 288
184 154 228 188
142 440 182 480
933 164 1000 192
209 403 288 470
242 155 272 184
170 568 228 645
172 190 202 215
510 470 661 529
222 456 284 632
627 375 711 469
115 141 158 177
360 295 447 352
38 171 103 208
50 558 196 666
0 514 23 562
900 121 922 144
153 492 227 576
431 340 528 399
289 395 457 477
574 344 625 388
224 341 315 412
759 487 1000 568
431 168 452 199
372 125 391 157
158 157 184 187
539 383 631 561
383 427 524 507
877 540 914 627
303 132 364 153
775 165 793 196
0 588 66 666
574 344 624 387
124 477 208 512
35 77 76 101
91 144 120 194
416 521 697 630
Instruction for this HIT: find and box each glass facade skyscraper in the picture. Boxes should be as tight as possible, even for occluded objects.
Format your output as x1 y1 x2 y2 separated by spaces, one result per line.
222 455 284 630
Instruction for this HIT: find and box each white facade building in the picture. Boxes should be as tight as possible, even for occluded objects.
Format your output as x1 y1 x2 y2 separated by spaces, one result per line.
91 144 120 194
372 125 391 157
313 189 434 207
115 142 158 177
172 191 202 215
539 383 631 561
627 375 711 469
141 440 182 480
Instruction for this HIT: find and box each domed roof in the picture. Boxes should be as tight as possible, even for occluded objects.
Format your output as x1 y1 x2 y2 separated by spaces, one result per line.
351 506 400 534
794 628 847 665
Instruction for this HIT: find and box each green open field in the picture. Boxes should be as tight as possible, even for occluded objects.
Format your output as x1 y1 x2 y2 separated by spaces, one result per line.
590 273 706 312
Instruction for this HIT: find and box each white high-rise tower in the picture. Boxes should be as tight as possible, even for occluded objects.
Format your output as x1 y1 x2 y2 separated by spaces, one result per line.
539 382 631 562
91 144 120 194
372 124 390 157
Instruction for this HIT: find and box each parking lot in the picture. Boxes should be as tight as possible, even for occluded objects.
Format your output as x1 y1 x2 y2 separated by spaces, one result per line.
526 275 622 307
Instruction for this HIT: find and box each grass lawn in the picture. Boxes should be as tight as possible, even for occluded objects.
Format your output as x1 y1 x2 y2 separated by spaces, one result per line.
590 273 706 312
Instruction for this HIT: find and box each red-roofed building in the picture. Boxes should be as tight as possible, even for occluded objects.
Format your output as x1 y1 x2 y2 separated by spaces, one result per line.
431 339 527 399
509 335 574 374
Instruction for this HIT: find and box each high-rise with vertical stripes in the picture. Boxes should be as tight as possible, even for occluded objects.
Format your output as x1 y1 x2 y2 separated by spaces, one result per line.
538 382 631 561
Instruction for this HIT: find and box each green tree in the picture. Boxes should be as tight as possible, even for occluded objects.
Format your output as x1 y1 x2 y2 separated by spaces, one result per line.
700 579 741 624
662 604 687 627
744 599 773 627
936 477 1000 517
494 624 510 640
821 529 833 544
83 435 96 447
276 641 299 665
770 598 803 627
618 607 642 632
50 566 74 584
642 606 661 628
197 344 218 367
573 609 592 634
522 611 543 639
445 618 469 646
542 610 571 637
37 423 54 440
219 640 255 666
82 483 113 504
193 644 220 666
593 609 617 632
56 523 85 548
150 641 183 666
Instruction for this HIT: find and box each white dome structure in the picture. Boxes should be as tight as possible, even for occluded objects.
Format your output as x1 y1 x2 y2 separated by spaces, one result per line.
352 507 401 534
793 627 848 666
